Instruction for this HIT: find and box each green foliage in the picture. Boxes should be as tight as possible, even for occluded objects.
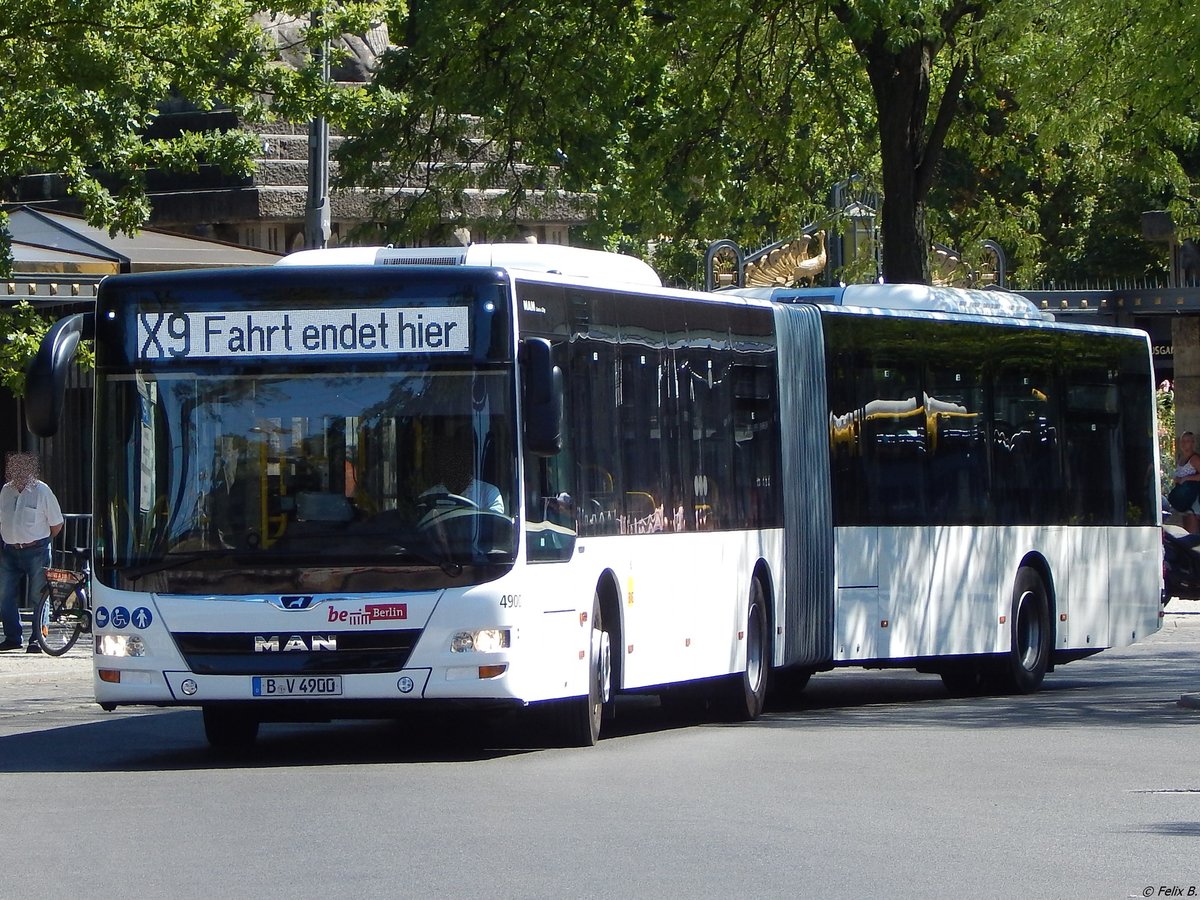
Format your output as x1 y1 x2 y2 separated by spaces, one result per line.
0 301 96 397
338 0 1200 287
2 302 50 397
929 0 1200 286
0 0 396 382
339 0 866 255
0 0 395 274
1160 383 1176 498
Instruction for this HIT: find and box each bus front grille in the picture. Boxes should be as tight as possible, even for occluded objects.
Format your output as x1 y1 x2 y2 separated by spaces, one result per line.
171 630 421 675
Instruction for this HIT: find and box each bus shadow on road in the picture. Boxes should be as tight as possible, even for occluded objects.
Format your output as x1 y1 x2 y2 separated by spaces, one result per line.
0 709 555 773
750 657 1200 731
3 649 1195 771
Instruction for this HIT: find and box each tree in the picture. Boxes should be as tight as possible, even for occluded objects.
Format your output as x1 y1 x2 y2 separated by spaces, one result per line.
0 2 392 390
341 0 1199 286
0 0 388 274
927 0 1200 286
828 1 991 283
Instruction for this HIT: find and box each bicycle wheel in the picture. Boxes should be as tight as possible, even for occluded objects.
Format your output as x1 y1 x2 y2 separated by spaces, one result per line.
34 585 85 656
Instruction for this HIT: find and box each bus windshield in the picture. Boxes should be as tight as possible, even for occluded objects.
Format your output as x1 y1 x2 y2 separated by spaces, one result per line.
95 364 516 593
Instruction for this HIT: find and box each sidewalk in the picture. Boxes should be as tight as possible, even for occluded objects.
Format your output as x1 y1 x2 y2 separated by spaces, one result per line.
1168 595 1200 710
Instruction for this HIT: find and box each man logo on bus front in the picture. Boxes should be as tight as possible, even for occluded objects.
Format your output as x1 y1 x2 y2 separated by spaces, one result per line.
253 635 338 652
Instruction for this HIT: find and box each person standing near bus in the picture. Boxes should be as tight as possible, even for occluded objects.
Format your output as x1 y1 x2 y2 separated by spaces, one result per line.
1171 432 1200 534
0 452 64 652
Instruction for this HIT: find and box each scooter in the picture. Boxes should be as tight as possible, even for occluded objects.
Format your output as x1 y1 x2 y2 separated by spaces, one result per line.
1163 523 1200 603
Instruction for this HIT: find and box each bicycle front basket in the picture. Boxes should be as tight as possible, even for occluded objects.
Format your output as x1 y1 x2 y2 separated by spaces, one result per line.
45 568 83 604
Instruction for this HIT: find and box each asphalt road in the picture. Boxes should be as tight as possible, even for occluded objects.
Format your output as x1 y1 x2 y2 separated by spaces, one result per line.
1 606 1198 900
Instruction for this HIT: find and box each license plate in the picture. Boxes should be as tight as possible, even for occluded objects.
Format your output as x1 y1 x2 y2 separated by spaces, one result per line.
252 675 343 697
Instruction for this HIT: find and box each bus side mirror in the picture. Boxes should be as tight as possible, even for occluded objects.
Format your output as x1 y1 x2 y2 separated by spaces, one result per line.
521 338 563 456
25 312 93 438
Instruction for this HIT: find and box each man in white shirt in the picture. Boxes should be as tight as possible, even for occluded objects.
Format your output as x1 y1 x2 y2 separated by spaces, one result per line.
0 452 64 652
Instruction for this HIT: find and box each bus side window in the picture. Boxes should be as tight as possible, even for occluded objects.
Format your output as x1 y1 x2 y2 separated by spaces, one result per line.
526 335 577 562
573 335 622 536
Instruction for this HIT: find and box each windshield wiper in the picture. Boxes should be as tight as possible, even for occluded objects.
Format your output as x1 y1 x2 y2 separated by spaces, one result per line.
389 546 464 578
261 545 466 577
120 550 240 581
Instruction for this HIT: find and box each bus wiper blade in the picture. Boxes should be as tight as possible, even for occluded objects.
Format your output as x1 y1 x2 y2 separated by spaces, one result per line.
258 545 465 577
122 550 238 581
392 547 464 577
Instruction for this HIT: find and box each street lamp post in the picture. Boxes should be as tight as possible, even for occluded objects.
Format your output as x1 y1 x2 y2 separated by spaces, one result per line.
305 7 331 250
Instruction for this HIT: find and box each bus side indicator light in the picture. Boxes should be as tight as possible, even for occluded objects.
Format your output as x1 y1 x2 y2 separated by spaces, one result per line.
580 612 588 625
1060 613 1068 622
579 650 585 659
999 616 1007 624
627 644 634 654
880 620 889 628
478 665 507 679
98 669 121 684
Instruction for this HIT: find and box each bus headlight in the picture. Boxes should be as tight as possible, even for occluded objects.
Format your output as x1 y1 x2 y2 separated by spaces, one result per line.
97 634 148 658
450 629 510 653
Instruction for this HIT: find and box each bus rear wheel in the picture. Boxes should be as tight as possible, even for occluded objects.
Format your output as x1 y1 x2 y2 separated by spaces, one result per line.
997 566 1052 694
723 577 769 720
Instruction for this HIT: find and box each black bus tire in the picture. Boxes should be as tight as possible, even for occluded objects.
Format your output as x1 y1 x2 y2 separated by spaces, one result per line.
558 592 610 747
999 566 1052 694
724 577 769 720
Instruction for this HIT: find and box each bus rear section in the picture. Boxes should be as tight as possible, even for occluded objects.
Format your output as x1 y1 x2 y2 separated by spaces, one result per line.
779 293 1162 692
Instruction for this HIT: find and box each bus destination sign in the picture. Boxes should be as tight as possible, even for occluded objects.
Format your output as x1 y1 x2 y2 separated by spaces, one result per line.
136 307 472 360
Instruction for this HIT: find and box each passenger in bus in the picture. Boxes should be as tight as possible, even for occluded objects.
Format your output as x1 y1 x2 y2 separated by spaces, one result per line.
204 436 258 547
422 436 505 514
1170 431 1200 533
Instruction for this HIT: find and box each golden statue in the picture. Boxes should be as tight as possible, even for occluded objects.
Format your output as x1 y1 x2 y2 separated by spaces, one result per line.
744 230 827 287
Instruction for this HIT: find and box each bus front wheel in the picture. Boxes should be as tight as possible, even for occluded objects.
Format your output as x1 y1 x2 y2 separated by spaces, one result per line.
557 592 610 747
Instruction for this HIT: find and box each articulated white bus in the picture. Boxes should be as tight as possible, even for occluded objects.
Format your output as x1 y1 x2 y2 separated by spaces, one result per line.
26 244 1162 749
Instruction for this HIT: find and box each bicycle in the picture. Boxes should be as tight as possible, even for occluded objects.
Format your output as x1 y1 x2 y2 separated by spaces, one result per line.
34 547 91 656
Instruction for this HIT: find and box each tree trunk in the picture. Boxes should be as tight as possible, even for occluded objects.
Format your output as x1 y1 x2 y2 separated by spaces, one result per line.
865 41 934 285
